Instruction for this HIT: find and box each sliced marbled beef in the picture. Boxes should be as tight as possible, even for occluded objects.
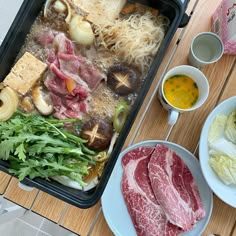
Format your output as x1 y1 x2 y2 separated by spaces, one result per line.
57 52 105 91
34 29 56 46
35 31 106 119
121 146 183 236
148 144 205 231
36 32 105 91
53 33 75 54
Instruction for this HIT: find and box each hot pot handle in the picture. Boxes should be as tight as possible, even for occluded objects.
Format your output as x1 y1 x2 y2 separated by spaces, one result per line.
179 13 190 27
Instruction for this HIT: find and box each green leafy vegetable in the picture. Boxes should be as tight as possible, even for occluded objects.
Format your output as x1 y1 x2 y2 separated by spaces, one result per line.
0 110 97 186
113 101 129 133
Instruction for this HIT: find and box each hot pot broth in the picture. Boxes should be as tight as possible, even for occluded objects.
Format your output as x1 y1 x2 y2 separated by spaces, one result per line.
0 0 168 190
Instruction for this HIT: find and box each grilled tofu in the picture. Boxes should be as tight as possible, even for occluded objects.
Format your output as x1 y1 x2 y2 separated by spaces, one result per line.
4 52 47 95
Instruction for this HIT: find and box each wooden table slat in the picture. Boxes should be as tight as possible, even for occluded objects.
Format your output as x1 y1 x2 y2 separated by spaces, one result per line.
4 178 38 209
60 202 101 235
0 172 11 195
31 192 67 223
203 196 236 236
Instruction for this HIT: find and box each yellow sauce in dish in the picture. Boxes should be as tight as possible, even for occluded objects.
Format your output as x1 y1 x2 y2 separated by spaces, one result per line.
163 74 199 109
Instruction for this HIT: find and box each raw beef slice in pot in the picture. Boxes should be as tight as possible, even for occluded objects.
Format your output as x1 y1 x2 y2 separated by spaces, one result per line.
121 146 183 236
148 144 205 231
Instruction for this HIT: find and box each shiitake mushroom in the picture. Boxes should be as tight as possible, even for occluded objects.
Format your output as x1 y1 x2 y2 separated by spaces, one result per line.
107 65 138 96
81 118 113 151
32 85 53 115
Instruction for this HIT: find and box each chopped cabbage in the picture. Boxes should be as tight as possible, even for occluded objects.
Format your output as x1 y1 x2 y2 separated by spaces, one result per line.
225 110 236 144
207 110 236 186
208 115 227 144
209 137 236 159
209 154 236 185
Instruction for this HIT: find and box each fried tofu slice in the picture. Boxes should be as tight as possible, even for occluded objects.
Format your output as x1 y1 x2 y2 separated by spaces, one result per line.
4 52 47 95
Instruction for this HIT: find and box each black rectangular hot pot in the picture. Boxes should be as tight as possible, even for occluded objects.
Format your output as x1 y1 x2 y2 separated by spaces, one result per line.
0 0 189 208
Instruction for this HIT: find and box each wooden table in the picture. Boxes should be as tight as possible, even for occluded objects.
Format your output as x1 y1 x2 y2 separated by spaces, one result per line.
1 0 236 235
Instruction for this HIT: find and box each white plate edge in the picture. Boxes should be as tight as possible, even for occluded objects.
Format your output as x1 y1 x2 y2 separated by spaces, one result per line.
102 140 213 236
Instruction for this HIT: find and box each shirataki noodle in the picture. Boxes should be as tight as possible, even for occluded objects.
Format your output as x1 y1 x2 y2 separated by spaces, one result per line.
94 12 168 73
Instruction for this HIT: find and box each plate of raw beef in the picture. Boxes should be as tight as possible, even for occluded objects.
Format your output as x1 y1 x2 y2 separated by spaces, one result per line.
101 140 213 236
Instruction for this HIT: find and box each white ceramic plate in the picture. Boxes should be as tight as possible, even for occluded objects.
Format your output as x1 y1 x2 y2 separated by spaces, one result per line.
199 96 236 208
101 140 213 236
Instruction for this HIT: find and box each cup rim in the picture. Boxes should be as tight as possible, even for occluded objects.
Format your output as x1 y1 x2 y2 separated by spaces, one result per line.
190 32 224 65
160 65 209 112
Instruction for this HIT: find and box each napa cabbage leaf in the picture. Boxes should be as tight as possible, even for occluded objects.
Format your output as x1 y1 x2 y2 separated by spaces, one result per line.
209 137 236 159
208 115 227 144
209 154 236 185
225 110 236 144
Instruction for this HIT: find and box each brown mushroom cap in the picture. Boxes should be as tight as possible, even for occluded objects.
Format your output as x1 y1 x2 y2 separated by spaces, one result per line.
81 118 113 151
107 65 138 96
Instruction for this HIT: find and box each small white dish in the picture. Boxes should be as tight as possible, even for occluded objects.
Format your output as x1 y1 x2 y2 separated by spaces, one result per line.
199 96 236 208
102 140 213 236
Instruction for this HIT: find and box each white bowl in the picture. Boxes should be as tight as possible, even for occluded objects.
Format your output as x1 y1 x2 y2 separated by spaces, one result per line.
102 140 213 236
199 96 236 207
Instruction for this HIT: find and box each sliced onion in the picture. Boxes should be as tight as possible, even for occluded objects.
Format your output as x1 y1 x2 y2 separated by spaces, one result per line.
44 0 72 23
20 96 35 113
51 175 99 191
0 86 19 121
53 0 67 13
107 132 119 157
93 151 108 162
69 14 95 46
44 0 53 18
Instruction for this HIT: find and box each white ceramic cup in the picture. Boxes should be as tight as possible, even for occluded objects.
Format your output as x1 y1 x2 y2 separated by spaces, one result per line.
188 32 224 68
158 65 209 125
